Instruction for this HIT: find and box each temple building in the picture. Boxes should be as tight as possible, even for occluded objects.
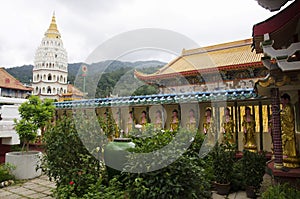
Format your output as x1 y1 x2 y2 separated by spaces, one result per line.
0 67 32 99
55 38 275 153
58 84 84 102
32 13 68 100
134 39 267 94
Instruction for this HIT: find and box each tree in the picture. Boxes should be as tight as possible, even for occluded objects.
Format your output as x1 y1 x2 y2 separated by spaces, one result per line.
14 95 55 152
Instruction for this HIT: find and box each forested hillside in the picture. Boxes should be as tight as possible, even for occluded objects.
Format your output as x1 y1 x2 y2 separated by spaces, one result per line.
6 60 165 98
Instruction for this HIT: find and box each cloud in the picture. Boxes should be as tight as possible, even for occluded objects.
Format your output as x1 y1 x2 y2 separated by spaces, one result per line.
0 0 276 68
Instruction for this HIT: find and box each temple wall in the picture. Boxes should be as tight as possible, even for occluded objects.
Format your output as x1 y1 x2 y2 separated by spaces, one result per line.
56 99 277 152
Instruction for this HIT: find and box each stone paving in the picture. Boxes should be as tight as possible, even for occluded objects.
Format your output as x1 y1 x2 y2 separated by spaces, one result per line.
0 175 55 199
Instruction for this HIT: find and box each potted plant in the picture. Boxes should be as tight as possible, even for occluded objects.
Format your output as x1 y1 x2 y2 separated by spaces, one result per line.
210 142 235 195
5 95 55 179
241 150 266 198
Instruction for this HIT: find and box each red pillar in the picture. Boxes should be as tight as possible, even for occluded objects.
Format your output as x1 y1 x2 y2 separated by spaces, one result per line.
271 88 283 169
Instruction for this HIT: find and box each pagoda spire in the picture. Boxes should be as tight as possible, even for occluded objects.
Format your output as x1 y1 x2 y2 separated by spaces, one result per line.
44 12 61 39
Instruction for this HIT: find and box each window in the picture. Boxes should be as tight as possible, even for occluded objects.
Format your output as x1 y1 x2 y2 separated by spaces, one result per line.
48 74 52 81
47 86 51 94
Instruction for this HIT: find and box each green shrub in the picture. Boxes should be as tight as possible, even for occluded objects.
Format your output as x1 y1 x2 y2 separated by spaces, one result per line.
42 113 213 198
210 142 235 184
41 114 105 198
122 128 212 199
262 183 300 199
231 160 245 191
241 150 266 190
0 163 15 182
82 177 125 199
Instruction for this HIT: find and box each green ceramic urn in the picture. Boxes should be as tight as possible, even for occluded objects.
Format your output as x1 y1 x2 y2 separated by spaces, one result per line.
104 138 135 179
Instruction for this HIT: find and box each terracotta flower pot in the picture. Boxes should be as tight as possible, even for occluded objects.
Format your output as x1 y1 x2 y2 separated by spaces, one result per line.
214 181 231 195
245 186 256 198
104 138 135 179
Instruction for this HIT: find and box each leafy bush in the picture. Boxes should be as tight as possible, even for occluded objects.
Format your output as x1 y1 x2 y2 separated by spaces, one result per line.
81 177 125 199
42 113 213 198
210 142 235 184
241 150 266 190
41 115 105 198
231 160 245 191
122 128 212 199
262 183 300 199
0 163 15 182
14 95 55 152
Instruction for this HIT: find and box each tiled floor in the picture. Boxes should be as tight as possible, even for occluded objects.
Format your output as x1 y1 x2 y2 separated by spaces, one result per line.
0 175 55 199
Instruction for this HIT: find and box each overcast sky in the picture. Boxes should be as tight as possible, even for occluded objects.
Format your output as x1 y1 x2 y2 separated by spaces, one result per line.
0 0 285 68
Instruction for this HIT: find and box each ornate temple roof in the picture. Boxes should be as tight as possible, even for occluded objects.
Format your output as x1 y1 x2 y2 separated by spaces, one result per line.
0 68 32 91
135 39 263 81
252 0 300 53
54 88 261 109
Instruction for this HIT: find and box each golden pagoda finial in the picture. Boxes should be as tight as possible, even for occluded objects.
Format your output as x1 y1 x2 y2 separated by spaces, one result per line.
45 12 61 39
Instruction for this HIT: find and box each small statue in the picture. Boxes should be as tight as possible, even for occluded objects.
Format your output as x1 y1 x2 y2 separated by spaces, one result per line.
221 107 235 145
126 111 136 135
113 111 121 138
154 110 163 130
139 111 149 131
170 109 179 132
242 107 257 152
280 93 300 168
186 109 197 131
203 108 215 146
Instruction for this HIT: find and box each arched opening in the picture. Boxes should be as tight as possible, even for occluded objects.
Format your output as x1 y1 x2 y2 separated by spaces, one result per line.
35 87 39 94
47 86 51 94
43 74 46 80
48 73 52 81
42 87 45 93
57 88 60 94
60 75 63 82
53 88 56 93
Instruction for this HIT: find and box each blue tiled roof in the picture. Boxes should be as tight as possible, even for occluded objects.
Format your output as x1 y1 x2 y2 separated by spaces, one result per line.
54 89 259 109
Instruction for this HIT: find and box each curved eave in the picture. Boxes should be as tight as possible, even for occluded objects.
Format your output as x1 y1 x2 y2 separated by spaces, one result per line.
0 85 33 91
253 1 299 36
135 61 263 81
252 0 300 53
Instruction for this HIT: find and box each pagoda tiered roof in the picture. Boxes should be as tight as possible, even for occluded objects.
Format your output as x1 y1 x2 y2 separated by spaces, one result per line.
135 39 263 81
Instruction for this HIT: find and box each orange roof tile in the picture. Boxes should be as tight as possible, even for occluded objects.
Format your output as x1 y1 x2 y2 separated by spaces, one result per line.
62 84 84 97
0 68 32 91
135 39 263 80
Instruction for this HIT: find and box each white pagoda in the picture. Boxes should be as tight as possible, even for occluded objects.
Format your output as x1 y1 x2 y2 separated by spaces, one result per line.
32 13 68 100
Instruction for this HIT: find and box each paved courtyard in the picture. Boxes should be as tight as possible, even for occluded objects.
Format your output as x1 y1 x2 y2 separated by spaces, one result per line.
0 175 55 199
